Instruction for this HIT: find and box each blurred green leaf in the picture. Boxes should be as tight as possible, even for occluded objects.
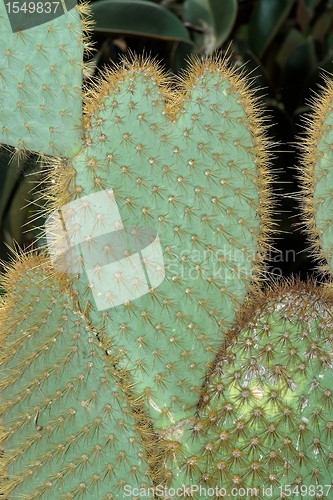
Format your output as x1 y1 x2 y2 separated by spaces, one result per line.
304 0 321 10
281 37 316 112
232 26 271 98
275 28 305 70
91 0 192 43
312 9 333 44
296 0 312 32
0 151 22 226
169 41 194 73
183 0 237 53
249 0 296 57
306 49 333 93
6 178 32 246
0 152 39 262
325 31 333 54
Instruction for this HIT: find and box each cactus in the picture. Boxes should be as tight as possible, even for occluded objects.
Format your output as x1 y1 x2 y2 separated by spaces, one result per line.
1 2 333 498
164 281 333 498
0 253 165 498
44 55 272 431
0 1 89 157
0 48 274 495
300 76 333 275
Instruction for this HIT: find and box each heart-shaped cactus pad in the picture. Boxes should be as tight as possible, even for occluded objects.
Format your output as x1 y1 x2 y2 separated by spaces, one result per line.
46 57 272 430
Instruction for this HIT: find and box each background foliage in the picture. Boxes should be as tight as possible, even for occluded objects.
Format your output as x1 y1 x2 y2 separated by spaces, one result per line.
2 0 333 278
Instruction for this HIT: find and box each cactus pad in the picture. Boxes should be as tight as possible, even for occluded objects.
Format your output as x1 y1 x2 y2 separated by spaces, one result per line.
300 76 333 275
168 282 333 497
0 254 156 499
0 1 86 158
46 57 272 430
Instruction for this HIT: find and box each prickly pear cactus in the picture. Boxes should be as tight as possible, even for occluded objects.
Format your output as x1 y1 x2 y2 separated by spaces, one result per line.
0 1 87 157
1 34 333 498
0 254 161 499
166 282 333 498
300 76 333 275
45 57 272 430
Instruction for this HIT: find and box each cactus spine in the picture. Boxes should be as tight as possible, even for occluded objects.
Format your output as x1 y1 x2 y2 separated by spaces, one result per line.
300 76 333 275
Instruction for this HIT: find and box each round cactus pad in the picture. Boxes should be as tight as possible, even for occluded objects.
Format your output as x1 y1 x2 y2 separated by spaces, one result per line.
168 283 333 497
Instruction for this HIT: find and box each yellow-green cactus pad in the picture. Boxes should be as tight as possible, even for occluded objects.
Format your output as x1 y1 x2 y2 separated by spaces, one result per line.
169 282 333 498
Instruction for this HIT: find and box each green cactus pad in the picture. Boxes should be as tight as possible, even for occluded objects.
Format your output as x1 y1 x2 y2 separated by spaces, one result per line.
168 282 333 498
0 1 85 158
45 57 272 430
300 76 333 275
0 254 155 499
